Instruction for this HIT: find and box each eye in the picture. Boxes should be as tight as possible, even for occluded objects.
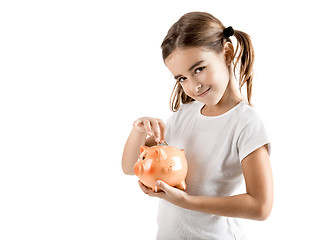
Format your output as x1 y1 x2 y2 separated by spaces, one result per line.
142 153 147 160
195 67 205 74
178 76 187 83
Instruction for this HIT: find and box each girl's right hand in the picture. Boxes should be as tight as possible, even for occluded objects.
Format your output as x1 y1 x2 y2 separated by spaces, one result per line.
133 117 166 143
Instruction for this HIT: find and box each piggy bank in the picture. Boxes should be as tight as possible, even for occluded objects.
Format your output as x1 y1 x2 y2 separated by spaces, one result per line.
134 145 188 192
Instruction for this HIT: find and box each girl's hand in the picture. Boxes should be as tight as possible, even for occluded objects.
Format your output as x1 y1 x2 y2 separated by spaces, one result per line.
133 117 166 143
138 180 189 209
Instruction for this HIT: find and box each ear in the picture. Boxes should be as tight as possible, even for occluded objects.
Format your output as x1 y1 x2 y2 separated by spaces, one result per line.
155 148 167 161
223 42 234 66
140 146 149 153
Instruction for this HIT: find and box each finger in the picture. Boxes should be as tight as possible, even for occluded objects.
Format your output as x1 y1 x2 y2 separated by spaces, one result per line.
157 120 167 143
138 181 158 197
157 180 170 193
143 120 153 136
133 119 146 133
138 180 150 194
145 185 165 198
133 120 141 130
148 190 165 198
133 119 139 127
150 120 161 142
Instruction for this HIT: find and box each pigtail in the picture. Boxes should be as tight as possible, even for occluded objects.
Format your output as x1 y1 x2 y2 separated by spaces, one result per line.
233 30 255 106
170 81 194 112
170 82 181 112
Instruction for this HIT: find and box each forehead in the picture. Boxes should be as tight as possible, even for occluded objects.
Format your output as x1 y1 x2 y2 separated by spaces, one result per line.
165 47 217 72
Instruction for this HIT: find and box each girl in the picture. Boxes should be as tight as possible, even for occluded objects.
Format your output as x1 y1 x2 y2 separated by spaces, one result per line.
122 11 273 240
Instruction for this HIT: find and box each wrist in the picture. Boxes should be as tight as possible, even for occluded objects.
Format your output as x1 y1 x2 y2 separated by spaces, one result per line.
181 192 193 210
182 194 205 212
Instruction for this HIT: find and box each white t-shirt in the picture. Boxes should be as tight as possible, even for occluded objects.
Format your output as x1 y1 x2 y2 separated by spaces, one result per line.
157 100 271 240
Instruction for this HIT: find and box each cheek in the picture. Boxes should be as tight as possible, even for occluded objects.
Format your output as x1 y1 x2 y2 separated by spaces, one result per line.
209 64 229 86
180 83 193 96
200 70 214 83
214 60 229 77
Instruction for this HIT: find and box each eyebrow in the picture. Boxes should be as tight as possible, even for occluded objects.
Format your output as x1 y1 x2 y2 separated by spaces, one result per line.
174 60 205 80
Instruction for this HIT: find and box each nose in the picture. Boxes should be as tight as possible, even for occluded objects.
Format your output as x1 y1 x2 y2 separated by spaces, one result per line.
134 162 144 177
195 83 203 92
189 78 202 93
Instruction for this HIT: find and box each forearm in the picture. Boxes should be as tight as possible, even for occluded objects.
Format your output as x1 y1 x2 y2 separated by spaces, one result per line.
121 127 147 175
185 193 271 221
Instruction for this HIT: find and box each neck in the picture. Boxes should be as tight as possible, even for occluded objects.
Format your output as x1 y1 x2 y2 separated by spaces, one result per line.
219 74 244 106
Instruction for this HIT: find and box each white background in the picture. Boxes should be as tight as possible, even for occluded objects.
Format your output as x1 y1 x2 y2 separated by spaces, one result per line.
0 0 312 239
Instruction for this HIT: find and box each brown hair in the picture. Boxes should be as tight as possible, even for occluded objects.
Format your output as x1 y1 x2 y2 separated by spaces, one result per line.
161 12 255 112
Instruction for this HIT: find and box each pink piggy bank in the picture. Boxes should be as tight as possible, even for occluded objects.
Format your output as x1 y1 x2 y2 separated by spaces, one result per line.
134 145 188 192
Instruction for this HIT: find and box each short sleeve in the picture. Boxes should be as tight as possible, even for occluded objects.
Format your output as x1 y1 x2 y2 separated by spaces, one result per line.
237 117 271 162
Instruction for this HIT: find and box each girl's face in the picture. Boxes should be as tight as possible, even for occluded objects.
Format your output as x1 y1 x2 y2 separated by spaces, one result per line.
165 46 234 108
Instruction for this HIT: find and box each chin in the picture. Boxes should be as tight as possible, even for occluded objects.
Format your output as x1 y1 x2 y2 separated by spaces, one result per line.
197 97 220 107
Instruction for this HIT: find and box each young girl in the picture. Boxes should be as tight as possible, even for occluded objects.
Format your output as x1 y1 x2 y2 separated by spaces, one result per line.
122 11 273 240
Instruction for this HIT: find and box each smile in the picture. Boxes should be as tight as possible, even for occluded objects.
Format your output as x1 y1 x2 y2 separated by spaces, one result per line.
197 88 210 97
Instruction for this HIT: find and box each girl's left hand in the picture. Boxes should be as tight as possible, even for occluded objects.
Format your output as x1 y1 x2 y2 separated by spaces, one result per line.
138 180 189 208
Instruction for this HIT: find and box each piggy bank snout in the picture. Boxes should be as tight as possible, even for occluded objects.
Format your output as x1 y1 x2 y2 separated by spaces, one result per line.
134 162 144 177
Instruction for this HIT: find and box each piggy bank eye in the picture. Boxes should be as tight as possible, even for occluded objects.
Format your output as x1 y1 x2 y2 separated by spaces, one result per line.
142 153 147 160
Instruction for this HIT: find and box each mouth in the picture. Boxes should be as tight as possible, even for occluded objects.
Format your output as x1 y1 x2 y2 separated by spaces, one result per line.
197 88 210 97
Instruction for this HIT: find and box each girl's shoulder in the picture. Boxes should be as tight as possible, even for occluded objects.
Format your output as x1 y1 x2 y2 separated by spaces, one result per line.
235 101 264 123
232 101 269 138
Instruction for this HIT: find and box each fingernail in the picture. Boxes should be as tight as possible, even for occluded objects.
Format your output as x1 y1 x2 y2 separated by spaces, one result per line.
156 180 161 186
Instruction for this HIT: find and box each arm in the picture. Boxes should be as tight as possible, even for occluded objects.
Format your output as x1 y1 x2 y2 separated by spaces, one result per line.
141 145 273 221
183 145 273 220
121 127 148 175
121 118 166 175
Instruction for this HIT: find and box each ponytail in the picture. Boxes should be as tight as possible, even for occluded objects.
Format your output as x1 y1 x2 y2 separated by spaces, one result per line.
233 30 255 106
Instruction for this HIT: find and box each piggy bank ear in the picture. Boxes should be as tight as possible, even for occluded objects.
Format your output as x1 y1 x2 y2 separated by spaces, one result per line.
155 148 167 161
140 146 149 153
